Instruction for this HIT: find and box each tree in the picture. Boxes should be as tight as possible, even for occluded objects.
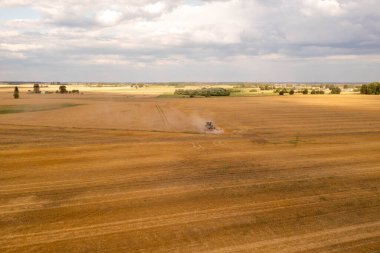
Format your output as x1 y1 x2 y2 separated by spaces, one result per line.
361 84 368 94
33 84 41 93
289 89 295 95
59 85 68 94
360 82 380 95
302 89 309 95
279 90 285 95
330 87 341 94
13 86 19 99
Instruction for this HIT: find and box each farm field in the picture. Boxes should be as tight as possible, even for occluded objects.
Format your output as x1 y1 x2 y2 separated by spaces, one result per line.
0 89 379 252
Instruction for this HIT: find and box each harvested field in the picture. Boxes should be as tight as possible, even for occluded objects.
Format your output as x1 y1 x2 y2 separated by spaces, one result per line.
0 91 379 252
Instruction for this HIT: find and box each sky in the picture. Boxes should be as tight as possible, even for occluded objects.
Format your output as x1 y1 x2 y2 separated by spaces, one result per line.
0 0 379 82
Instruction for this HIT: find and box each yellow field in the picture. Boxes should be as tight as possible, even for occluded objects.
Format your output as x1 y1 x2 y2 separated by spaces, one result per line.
0 88 379 252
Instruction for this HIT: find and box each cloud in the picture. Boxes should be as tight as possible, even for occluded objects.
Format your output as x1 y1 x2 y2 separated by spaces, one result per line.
143 1 166 14
0 0 379 81
96 9 123 26
0 0 30 7
301 0 345 16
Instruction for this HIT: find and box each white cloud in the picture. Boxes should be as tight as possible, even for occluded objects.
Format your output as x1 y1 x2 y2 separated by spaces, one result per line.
143 1 166 14
96 9 123 26
302 0 345 16
0 0 30 7
0 43 42 52
87 54 131 65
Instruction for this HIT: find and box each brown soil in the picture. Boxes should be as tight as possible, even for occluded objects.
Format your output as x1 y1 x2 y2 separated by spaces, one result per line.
1 92 379 252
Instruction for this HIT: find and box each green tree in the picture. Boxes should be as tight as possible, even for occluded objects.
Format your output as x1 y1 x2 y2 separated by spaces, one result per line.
13 86 19 99
59 85 68 94
330 87 341 94
360 84 368 94
302 89 309 95
360 82 380 95
289 89 295 95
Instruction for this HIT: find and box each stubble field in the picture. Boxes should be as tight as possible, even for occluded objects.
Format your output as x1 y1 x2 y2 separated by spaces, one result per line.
0 89 379 252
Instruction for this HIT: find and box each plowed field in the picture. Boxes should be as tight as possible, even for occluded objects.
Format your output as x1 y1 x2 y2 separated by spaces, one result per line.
1 92 379 252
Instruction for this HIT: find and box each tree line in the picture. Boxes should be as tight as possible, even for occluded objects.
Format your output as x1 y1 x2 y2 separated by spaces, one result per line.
360 82 380 95
174 88 230 97
277 87 340 95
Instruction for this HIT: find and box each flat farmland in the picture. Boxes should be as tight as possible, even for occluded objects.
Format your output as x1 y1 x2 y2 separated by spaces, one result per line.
0 91 379 252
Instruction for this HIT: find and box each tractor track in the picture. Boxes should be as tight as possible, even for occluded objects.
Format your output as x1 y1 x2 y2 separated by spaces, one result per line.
156 104 169 129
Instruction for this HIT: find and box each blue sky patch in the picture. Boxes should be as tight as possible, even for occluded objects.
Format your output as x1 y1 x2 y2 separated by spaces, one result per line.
0 6 40 20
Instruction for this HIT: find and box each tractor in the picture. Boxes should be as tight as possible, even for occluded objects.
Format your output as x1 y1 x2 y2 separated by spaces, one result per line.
204 121 216 131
